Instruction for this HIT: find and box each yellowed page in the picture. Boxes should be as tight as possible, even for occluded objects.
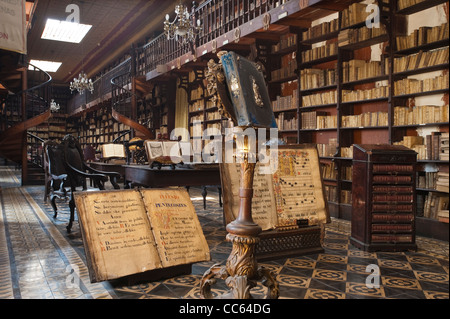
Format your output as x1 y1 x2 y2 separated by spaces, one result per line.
221 162 277 231
273 147 328 227
140 188 211 268
74 189 162 282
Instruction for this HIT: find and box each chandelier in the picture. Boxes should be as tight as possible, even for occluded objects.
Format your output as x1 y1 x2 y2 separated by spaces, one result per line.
164 2 201 44
70 72 94 94
50 99 60 112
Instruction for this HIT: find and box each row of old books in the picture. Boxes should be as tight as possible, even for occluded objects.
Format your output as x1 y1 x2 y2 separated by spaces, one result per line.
341 190 352 205
324 185 337 202
275 113 298 131
317 143 356 158
272 90 299 111
206 111 222 121
81 122 129 136
417 171 439 189
342 85 389 102
436 172 449 193
302 90 337 107
301 111 337 129
395 132 448 161
417 171 449 193
341 111 388 128
397 0 425 10
341 165 352 180
317 138 337 157
301 42 337 63
342 58 389 83
271 59 297 81
299 67 337 90
341 146 353 158
321 162 337 180
393 46 449 73
302 18 339 41
417 192 449 220
205 122 221 130
317 114 338 129
271 33 297 53
189 114 202 124
440 133 449 161
396 22 449 51
338 24 387 47
190 86 204 101
394 73 449 95
189 100 204 113
426 132 448 161
340 2 371 29
393 104 449 126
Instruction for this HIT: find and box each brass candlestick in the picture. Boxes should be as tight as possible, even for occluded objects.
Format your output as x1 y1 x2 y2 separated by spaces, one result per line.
200 51 279 299
200 132 279 299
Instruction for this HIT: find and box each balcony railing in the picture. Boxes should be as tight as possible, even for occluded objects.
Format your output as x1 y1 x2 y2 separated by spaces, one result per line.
136 0 280 77
69 0 301 113
67 58 131 115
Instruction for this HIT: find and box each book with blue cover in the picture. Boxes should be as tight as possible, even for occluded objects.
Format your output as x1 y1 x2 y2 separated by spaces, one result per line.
220 51 277 128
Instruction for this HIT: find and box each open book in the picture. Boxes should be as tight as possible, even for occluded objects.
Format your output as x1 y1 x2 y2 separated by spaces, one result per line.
220 144 330 231
74 188 210 282
144 140 183 164
101 143 126 158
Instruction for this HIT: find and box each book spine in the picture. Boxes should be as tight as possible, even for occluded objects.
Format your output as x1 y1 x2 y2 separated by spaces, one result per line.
373 194 414 202
372 186 413 193
372 204 413 212
372 175 412 183
371 234 413 243
371 224 413 232
371 214 414 222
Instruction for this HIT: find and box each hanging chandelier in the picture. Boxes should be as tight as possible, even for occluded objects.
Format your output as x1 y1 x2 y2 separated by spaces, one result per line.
164 1 201 44
50 99 60 112
70 71 94 94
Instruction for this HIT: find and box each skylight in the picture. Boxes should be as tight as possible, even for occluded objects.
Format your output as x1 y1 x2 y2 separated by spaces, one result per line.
29 60 62 72
41 18 92 43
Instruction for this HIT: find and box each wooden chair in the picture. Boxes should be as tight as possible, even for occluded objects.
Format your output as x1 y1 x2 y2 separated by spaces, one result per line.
43 140 69 216
61 134 121 232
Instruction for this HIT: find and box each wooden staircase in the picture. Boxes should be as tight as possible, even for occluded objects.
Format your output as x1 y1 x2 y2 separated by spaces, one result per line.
0 52 52 185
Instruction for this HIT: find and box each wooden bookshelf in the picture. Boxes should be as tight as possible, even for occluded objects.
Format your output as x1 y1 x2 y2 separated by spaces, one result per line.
392 0 449 234
262 0 448 240
58 0 448 240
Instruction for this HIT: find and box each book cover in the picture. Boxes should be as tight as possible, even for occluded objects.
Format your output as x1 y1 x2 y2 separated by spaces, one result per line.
220 51 277 128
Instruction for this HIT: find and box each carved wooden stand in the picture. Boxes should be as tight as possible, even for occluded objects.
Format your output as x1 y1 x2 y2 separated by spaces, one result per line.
200 147 279 299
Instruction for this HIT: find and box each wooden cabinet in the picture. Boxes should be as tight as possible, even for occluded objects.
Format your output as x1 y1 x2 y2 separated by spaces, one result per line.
350 144 418 251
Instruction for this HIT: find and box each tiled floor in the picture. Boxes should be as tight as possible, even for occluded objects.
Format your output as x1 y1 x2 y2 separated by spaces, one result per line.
0 165 448 300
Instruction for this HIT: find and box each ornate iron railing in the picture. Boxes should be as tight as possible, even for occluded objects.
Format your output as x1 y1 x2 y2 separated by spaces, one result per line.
68 0 294 112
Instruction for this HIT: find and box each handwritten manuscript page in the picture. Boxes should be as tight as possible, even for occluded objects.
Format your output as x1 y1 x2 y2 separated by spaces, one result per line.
74 189 162 282
74 188 210 283
273 147 328 227
220 145 329 230
140 188 211 267
221 162 278 230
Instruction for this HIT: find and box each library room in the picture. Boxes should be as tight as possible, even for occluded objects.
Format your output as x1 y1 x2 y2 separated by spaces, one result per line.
0 0 448 305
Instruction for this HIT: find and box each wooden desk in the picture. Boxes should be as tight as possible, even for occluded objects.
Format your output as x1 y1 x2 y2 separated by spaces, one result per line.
123 164 222 209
